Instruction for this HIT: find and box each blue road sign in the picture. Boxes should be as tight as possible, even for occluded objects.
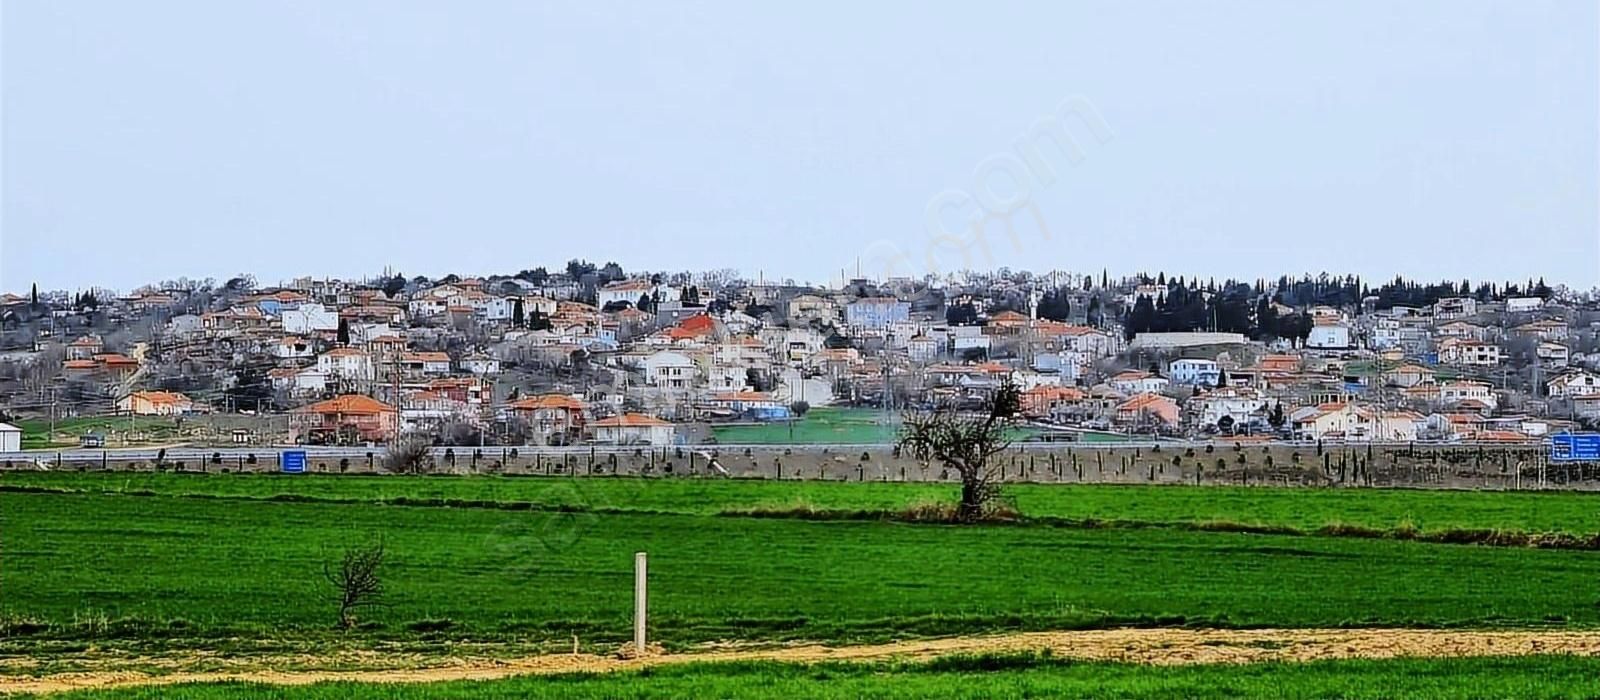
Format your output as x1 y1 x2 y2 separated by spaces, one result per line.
281 450 308 473
1550 433 1600 462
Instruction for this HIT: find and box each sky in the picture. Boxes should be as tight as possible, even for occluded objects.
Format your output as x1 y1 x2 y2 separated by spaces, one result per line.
3 0 1596 293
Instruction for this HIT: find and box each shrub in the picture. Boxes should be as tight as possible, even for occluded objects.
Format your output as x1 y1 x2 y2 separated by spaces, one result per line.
386 438 434 475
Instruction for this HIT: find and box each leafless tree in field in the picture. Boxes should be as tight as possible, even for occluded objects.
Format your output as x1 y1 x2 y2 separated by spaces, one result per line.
323 537 387 629
897 380 1022 522
384 437 433 474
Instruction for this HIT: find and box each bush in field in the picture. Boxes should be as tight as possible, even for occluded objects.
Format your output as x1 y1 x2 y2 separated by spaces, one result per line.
385 438 433 474
323 537 388 629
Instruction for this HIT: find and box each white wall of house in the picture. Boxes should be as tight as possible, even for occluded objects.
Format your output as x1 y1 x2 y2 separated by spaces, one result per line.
1168 359 1220 385
1306 324 1353 349
282 304 339 334
644 351 697 389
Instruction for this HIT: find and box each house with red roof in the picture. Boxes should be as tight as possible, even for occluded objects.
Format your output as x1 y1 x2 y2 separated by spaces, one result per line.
592 413 675 445
117 391 196 416
1113 393 1179 429
292 394 398 443
507 394 588 445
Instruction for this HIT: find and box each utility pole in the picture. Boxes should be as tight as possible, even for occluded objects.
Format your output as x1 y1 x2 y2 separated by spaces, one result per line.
633 551 649 654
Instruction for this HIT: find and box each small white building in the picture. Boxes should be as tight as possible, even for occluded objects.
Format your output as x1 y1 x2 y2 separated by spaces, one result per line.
1189 387 1268 429
1548 371 1600 398
281 303 340 334
597 279 658 309
317 348 376 382
1167 358 1221 386
643 350 698 389
1538 342 1571 368
1108 370 1169 395
463 354 502 375
1306 323 1354 350
592 413 676 445
1439 380 1497 410
1506 297 1544 313
0 423 21 452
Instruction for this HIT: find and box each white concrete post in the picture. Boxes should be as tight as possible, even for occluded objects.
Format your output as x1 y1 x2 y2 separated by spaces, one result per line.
634 551 648 653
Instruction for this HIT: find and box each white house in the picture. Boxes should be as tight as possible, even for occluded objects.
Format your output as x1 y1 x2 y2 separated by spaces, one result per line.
282 303 340 334
1439 380 1497 410
1538 342 1571 368
1306 323 1354 350
408 296 449 318
1108 370 1169 395
0 422 20 452
760 326 825 363
1438 339 1501 366
1506 297 1544 313
1061 327 1118 358
643 350 698 389
1167 358 1221 386
1189 387 1268 429
592 413 676 445
1548 371 1600 398
273 336 316 361
1293 403 1421 441
316 348 375 382
1432 297 1478 319
269 367 328 395
1434 321 1488 341
463 354 502 375
597 279 658 309
165 314 204 338
399 351 453 376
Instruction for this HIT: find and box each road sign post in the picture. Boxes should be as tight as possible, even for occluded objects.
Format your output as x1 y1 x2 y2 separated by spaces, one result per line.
634 551 648 654
281 450 307 474
1550 433 1600 462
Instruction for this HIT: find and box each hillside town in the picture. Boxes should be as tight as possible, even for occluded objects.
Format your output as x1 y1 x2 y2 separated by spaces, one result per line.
2 265 1596 449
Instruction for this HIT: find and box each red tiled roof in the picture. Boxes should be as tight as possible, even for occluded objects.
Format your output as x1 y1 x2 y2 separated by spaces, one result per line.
508 394 586 411
298 394 395 415
402 352 451 363
678 314 716 334
125 390 190 405
1116 393 1173 411
593 413 671 427
710 391 773 402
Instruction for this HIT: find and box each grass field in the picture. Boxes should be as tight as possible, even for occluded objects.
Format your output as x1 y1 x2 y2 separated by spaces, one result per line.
6 485 1600 648
708 406 1059 444
26 655 1600 699
11 417 179 450
708 406 907 444
12 471 1600 534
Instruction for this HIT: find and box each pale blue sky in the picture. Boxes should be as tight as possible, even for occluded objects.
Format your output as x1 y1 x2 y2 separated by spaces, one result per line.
3 0 1596 292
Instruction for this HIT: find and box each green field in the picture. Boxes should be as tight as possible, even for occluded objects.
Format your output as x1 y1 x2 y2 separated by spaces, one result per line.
708 406 1055 444
27 655 1600 700
709 406 905 444
11 416 179 450
7 483 1600 648
12 471 1600 534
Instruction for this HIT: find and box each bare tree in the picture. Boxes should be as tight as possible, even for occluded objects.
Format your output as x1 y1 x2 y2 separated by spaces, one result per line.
323 538 387 629
897 381 1022 522
384 437 433 474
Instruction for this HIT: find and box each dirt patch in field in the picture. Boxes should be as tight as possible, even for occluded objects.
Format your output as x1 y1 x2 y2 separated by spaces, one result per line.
7 628 1600 695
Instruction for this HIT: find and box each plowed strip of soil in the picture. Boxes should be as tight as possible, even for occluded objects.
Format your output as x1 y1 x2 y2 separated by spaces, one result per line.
8 628 1600 695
